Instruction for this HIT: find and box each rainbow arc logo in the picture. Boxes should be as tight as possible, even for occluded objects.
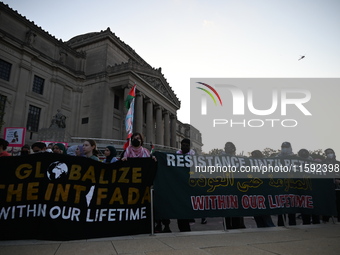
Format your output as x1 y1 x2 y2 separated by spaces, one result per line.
196 82 223 115
196 82 222 115
196 82 223 106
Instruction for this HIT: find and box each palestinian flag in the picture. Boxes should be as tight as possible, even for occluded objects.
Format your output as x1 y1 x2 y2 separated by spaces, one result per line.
123 84 136 149
150 143 155 155
125 84 136 109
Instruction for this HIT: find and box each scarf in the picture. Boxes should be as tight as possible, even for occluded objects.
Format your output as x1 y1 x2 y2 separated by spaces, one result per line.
176 149 195 155
55 143 67 154
124 145 150 158
105 146 117 163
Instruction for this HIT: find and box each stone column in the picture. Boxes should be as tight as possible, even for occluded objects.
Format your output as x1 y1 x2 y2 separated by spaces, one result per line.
155 105 163 145
163 110 170 147
170 114 177 148
134 92 143 134
145 99 154 144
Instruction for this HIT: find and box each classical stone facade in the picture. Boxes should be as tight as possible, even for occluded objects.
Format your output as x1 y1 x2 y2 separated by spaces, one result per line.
0 3 202 153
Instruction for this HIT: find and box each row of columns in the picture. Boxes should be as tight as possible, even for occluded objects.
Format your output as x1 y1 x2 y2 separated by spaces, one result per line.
124 87 177 148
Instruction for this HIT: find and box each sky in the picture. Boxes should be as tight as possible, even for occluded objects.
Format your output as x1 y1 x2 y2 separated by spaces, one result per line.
2 0 340 153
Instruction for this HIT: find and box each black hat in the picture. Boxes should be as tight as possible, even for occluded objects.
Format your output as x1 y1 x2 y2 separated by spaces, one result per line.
281 142 291 148
298 149 309 159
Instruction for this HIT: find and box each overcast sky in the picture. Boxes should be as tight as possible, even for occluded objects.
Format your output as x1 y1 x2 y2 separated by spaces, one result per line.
3 0 340 153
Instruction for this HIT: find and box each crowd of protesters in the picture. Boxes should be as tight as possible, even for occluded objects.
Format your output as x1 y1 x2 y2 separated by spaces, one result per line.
0 135 339 233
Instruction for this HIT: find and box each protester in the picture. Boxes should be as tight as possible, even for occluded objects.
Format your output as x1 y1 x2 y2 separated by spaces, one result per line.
223 142 246 229
0 138 11 157
276 142 295 157
176 138 195 232
250 150 275 228
66 145 78 156
53 143 67 154
31 142 48 153
46 147 53 153
276 142 296 226
298 149 313 160
121 133 161 231
297 149 321 225
75 145 85 157
20 144 30 156
121 133 156 161
103 146 118 163
322 148 340 222
176 138 195 155
83 139 99 161
222 142 237 156
48 143 54 150
156 138 197 233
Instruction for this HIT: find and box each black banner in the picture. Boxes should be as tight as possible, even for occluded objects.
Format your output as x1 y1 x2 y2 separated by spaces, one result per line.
153 152 337 219
0 153 157 240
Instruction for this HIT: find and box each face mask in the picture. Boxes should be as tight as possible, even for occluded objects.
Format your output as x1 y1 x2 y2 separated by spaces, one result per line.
131 139 140 147
327 153 335 159
281 148 289 154
225 144 235 154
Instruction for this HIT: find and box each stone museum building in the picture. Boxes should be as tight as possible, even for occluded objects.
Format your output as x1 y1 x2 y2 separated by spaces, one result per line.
0 2 202 153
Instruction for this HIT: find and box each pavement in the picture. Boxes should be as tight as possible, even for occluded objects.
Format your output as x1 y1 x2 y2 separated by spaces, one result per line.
1 217 340 255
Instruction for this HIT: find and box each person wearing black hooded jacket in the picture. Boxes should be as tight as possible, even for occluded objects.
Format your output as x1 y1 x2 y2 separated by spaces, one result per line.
276 142 296 226
322 148 340 222
298 149 320 225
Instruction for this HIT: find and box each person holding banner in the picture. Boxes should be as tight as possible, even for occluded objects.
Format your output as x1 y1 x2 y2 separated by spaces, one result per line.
0 138 11 157
103 146 118 163
298 149 321 225
175 138 195 232
176 138 195 156
66 145 78 156
155 138 194 233
83 139 99 161
322 148 340 222
20 144 31 156
53 143 67 154
121 133 156 161
276 142 296 226
31 142 48 153
251 150 275 228
223 142 246 229
75 145 85 157
48 143 54 150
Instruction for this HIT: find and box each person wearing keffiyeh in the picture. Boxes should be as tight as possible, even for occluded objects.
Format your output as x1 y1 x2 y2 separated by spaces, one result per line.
121 132 156 161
